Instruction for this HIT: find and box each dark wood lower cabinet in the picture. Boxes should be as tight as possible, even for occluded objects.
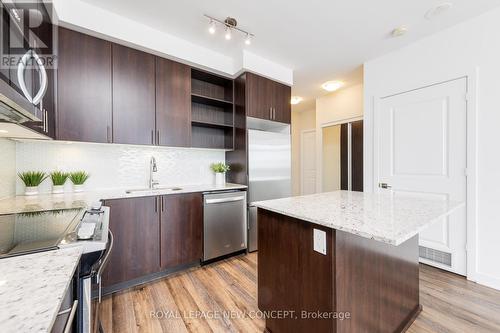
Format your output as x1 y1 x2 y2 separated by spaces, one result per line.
102 196 160 287
102 193 204 291
258 208 420 333
160 193 203 269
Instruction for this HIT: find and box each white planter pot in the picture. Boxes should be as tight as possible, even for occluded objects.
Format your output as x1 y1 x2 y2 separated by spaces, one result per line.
25 186 38 196
73 184 85 192
52 185 64 194
215 173 226 186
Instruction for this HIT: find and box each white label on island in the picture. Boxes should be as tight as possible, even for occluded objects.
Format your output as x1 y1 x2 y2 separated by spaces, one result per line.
313 229 327 255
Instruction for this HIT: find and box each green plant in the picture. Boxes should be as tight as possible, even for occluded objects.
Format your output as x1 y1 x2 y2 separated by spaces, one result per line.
50 171 69 186
18 171 48 187
210 162 230 173
69 171 90 185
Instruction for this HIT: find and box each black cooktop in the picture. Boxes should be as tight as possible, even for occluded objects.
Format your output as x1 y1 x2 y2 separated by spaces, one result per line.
0 208 84 259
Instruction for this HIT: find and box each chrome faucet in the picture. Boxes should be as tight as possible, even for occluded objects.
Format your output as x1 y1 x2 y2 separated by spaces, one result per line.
149 156 159 189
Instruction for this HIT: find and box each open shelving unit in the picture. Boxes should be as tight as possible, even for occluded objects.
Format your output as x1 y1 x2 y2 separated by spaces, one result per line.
191 68 234 149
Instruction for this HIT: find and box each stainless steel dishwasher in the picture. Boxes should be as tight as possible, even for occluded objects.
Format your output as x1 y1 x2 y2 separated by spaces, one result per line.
203 191 247 261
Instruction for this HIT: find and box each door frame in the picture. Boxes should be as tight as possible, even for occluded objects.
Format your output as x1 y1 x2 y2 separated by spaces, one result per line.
300 129 316 195
371 69 478 281
319 116 363 192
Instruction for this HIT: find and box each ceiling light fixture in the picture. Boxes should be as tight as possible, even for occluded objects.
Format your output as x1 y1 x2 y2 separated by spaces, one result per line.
224 27 232 40
0 129 8 134
245 34 252 45
204 14 255 45
425 2 453 20
208 19 216 34
391 25 408 37
321 81 344 92
290 96 303 105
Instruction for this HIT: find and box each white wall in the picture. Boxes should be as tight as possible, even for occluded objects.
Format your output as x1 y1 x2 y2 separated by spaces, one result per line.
364 7 500 290
315 84 364 192
291 109 316 195
52 0 293 85
15 141 225 195
0 139 16 199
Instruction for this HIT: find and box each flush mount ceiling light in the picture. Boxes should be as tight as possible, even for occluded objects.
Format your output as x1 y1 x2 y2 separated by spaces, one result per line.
204 14 254 45
321 80 344 92
391 25 408 37
425 2 453 20
290 96 303 105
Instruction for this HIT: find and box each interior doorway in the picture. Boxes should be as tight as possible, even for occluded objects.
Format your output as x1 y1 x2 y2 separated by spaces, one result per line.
321 119 363 192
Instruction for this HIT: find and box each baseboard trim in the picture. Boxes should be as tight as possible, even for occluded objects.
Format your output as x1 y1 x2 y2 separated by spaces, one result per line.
474 272 500 291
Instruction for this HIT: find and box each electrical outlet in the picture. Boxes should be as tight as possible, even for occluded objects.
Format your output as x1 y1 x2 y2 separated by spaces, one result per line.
313 229 327 255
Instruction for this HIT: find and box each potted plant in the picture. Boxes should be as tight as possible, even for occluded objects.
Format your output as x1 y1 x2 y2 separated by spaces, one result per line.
210 162 230 186
69 171 90 192
50 171 69 194
18 171 48 196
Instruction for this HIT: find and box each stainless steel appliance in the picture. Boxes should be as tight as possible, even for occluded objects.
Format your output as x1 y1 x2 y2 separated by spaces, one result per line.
203 191 247 261
247 117 291 252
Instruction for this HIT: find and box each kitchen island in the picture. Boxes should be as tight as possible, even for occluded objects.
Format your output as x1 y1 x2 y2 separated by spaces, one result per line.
254 191 463 333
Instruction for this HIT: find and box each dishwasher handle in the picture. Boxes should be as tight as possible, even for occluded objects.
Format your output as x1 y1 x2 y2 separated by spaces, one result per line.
205 196 246 205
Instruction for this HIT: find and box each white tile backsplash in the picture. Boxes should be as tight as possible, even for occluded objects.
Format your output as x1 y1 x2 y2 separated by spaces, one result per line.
0 139 16 198
15 140 226 195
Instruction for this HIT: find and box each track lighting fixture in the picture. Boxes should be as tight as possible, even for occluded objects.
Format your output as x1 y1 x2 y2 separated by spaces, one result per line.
204 14 254 45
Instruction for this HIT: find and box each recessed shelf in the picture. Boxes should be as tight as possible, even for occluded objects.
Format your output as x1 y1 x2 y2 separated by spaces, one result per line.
190 67 234 150
191 93 233 108
191 120 233 129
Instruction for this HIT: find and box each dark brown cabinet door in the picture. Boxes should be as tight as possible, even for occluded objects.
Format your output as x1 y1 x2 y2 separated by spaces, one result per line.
57 28 112 143
112 44 156 145
273 82 291 124
160 193 203 269
102 196 160 287
246 72 273 120
156 57 191 147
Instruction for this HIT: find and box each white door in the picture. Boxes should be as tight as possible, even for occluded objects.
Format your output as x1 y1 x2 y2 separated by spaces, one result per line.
301 130 316 195
376 78 467 275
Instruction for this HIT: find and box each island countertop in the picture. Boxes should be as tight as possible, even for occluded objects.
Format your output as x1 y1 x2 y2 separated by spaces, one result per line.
253 190 463 246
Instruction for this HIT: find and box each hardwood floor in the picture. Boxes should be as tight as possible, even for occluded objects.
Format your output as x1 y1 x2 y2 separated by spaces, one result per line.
100 253 500 333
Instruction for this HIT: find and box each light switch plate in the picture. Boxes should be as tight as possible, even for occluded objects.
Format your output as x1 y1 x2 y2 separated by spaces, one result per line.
313 229 327 255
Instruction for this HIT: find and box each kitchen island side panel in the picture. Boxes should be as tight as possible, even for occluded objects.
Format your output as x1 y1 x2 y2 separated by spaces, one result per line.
335 231 421 333
258 208 336 333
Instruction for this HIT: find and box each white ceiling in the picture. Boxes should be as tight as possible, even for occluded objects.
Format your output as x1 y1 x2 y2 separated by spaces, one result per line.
81 0 500 110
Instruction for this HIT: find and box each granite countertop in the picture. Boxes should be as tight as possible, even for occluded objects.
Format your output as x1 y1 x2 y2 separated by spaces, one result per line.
0 183 247 214
253 190 464 246
0 247 83 332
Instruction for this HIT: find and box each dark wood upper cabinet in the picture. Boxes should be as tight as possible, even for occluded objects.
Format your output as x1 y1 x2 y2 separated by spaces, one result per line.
57 28 112 143
273 81 292 123
160 193 203 269
246 72 273 120
245 72 291 123
156 58 191 147
112 44 156 145
102 196 160 287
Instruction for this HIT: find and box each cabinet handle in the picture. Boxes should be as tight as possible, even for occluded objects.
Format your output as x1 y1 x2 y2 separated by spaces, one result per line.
161 197 164 212
155 197 158 213
151 130 154 145
269 107 272 119
63 300 78 333
106 126 111 143
45 109 48 132
156 130 160 146
272 108 276 120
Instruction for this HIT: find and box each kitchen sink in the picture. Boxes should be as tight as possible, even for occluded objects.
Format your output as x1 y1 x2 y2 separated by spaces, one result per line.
125 186 183 194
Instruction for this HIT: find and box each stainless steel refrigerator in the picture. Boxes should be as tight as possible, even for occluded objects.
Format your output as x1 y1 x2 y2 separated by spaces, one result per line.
247 117 291 252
